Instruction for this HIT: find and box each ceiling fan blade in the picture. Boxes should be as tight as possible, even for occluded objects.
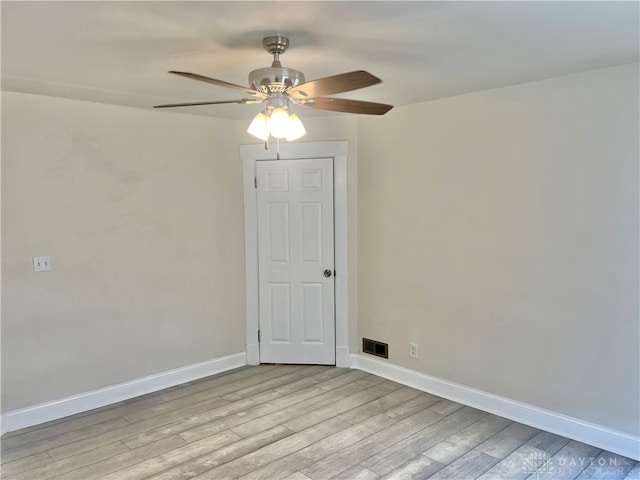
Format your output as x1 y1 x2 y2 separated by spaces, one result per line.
169 71 263 97
154 98 263 109
287 71 382 99
300 97 393 115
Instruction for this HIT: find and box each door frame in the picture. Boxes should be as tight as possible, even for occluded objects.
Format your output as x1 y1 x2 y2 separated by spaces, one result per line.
241 141 350 367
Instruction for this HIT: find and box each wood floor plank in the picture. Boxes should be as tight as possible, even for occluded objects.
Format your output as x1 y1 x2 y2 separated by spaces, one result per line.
152 366 268 403
189 417 350 480
500 422 542 442
378 454 444 480
273 367 352 395
336 386 424 425
125 396 229 425
177 370 365 443
99 429 244 480
351 374 389 389
49 436 186 480
624 462 640 479
573 451 637 480
165 364 307 402
123 391 281 448
425 449 500 479
0 451 52 477
359 406 488 476
146 425 296 480
423 413 512 465
429 398 466 416
3 441 129 480
477 444 548 480
527 430 572 455
302 407 447 479
383 392 441 419
237 414 398 480
531 440 603 480
283 472 313 480
123 365 309 424
228 381 366 439
282 381 401 432
177 380 364 444
221 365 330 401
314 369 370 390
45 395 230 461
331 465 381 480
476 421 540 459
0 417 131 464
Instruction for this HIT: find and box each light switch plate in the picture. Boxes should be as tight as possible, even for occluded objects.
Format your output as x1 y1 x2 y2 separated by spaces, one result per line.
33 256 52 272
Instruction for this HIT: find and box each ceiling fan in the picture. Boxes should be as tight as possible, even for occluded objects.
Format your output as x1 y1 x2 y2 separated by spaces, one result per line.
154 36 393 144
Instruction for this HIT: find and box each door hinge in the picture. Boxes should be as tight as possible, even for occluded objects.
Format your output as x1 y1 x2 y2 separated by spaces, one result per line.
254 177 257 189
258 330 261 342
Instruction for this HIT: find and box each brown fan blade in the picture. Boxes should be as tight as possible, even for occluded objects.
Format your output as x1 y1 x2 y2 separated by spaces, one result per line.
169 71 263 97
287 71 382 99
154 99 263 109
300 97 393 115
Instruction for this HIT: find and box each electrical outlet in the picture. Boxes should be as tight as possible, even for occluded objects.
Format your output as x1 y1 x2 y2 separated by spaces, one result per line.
409 342 418 359
33 256 52 272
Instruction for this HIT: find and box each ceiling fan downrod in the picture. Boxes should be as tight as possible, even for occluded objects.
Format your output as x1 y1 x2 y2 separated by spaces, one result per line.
263 35 289 67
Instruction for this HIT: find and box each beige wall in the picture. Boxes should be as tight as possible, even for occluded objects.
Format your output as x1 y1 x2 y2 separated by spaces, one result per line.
358 64 639 435
1 93 247 411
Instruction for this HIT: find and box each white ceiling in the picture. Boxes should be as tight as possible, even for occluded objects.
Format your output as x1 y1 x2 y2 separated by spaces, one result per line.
2 1 638 120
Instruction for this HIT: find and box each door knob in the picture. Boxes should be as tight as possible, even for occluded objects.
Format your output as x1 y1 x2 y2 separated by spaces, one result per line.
324 269 333 278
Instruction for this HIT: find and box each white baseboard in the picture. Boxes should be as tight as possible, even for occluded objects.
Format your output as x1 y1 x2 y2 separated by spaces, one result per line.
351 354 639 461
1 352 246 436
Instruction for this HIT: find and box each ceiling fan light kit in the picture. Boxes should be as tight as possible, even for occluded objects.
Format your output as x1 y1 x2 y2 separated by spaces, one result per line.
248 107 306 142
154 35 393 155
248 90 306 142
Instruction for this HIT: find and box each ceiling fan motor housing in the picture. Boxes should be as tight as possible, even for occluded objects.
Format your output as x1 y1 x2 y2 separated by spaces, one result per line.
249 67 306 94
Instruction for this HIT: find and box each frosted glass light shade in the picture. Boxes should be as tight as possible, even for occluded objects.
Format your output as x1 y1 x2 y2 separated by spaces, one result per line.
247 113 269 141
247 109 306 142
268 108 291 138
286 114 306 141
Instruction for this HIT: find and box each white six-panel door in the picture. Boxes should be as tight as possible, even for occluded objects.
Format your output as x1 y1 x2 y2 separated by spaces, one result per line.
256 158 335 365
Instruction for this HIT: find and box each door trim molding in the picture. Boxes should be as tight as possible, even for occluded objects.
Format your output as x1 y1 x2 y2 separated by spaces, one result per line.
241 141 350 367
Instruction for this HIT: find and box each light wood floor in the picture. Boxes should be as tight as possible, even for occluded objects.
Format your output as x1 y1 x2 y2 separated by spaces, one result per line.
1 365 638 480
